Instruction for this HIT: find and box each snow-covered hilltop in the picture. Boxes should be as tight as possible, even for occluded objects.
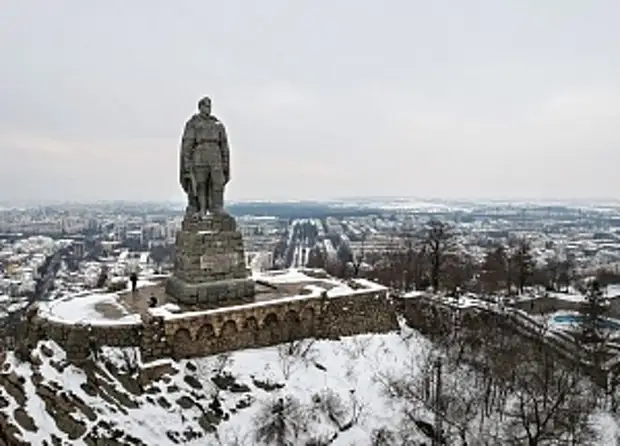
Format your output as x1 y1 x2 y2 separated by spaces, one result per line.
0 327 430 445
2 317 620 445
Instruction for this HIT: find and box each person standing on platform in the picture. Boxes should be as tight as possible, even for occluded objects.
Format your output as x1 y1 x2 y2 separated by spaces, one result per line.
130 271 138 293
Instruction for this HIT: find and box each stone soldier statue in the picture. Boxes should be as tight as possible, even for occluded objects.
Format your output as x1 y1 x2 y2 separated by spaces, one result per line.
180 96 230 217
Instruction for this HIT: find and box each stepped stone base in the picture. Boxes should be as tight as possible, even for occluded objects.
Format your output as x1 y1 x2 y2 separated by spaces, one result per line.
165 276 255 306
166 211 255 305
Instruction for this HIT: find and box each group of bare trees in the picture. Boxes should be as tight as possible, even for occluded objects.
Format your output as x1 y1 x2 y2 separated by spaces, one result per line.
309 219 586 297
251 381 365 445
376 313 601 445
248 309 606 445
368 220 535 295
479 239 538 295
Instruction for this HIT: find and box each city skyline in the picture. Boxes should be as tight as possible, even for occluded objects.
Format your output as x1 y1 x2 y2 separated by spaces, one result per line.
1 1 620 202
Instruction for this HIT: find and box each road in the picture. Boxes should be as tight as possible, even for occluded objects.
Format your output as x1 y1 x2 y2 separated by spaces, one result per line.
282 219 321 268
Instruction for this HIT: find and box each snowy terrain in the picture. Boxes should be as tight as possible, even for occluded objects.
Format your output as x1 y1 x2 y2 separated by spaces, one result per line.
1 321 620 445
36 278 158 325
0 326 433 445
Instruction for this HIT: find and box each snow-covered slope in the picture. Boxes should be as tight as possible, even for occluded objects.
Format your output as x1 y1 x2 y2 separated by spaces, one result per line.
0 327 435 445
1 324 619 445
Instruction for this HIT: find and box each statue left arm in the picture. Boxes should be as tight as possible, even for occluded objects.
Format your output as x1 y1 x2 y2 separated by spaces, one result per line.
180 120 197 190
219 123 230 184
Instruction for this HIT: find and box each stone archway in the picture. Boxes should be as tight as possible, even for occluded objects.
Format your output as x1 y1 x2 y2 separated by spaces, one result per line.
220 320 238 336
197 323 215 340
261 312 280 345
238 316 259 348
172 328 193 359
244 316 259 331
283 309 301 341
218 320 239 351
461 312 474 329
300 306 316 336
262 312 279 329
196 323 216 353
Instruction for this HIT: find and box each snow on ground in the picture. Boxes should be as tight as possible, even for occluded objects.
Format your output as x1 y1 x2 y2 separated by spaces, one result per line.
608 284 620 298
37 292 141 325
594 412 620 445
255 268 385 294
187 331 430 445
1 323 620 444
150 284 346 320
36 269 385 324
253 268 334 284
0 329 433 446
547 291 587 303
402 290 425 299
153 269 386 320
36 278 157 325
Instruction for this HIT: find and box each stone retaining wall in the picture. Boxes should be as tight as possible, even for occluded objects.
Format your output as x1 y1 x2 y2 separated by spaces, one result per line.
162 288 396 360
320 292 399 338
33 287 395 362
397 296 610 387
36 320 141 349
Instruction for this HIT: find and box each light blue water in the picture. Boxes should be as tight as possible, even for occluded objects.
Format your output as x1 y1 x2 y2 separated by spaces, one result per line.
553 314 620 330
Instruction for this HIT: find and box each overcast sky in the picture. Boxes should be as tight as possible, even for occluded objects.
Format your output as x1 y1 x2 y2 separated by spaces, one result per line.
1 1 619 203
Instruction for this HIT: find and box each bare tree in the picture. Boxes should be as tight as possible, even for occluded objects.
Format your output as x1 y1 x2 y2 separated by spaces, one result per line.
351 235 366 278
95 264 109 289
504 346 598 445
212 353 233 375
557 254 575 293
538 256 560 291
512 238 534 295
377 363 483 445
442 253 474 295
425 220 454 293
367 236 425 292
383 306 599 445
253 396 307 446
312 388 364 433
277 339 316 379
400 233 428 291
150 244 173 271
480 244 510 294
120 348 140 376
370 427 399 446
306 247 326 269
595 267 620 288
578 279 612 369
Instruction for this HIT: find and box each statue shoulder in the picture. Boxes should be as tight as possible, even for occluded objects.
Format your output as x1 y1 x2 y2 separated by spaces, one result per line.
208 115 225 127
186 114 202 127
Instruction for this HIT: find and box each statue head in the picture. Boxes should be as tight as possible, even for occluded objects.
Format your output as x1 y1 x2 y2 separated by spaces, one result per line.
198 96 212 117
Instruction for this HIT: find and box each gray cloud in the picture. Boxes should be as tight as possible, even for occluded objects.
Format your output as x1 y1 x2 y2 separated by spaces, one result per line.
1 0 620 202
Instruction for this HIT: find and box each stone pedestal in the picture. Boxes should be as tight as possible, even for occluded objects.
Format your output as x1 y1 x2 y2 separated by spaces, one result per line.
166 212 255 305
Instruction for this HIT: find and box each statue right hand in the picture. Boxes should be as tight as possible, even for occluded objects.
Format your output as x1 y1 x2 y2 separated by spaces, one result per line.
180 174 191 191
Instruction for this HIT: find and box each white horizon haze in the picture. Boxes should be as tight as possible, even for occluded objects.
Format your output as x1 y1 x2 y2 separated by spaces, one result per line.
1 1 620 203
